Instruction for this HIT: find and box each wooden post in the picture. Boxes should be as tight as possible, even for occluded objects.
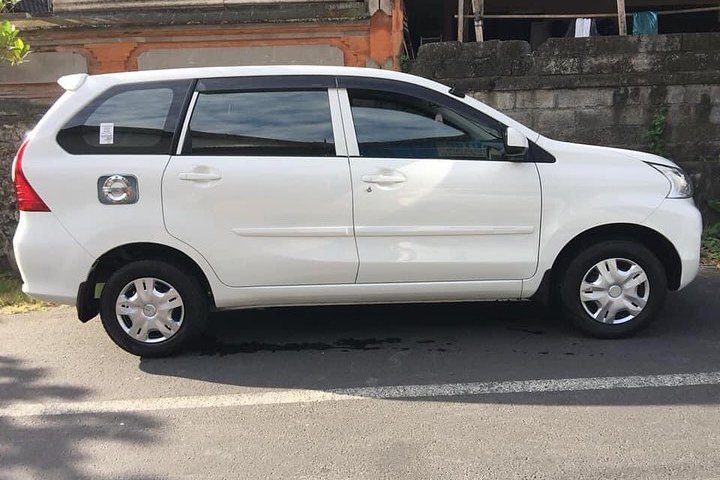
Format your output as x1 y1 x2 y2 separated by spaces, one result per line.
457 0 465 42
471 0 484 42
616 0 628 35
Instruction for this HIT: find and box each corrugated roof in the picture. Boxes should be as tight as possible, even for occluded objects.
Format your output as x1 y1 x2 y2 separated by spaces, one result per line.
12 0 50 13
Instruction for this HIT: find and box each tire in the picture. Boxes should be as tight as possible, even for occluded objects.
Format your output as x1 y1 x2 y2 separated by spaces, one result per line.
99 260 207 357
557 240 667 338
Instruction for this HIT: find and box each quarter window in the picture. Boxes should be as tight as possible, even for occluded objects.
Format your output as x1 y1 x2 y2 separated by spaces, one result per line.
348 89 507 160
57 80 191 155
186 90 336 156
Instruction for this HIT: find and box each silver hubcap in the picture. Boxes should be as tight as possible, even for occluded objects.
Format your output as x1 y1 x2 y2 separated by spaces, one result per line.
115 277 184 343
579 258 650 325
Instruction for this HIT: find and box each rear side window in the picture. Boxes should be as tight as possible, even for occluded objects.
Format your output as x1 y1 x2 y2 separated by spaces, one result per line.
186 90 336 157
57 80 192 155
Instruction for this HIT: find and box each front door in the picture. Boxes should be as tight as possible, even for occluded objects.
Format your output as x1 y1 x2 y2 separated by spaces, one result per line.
163 80 357 287
338 83 542 283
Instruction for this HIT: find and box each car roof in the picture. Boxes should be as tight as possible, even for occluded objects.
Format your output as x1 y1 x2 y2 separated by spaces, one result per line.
89 65 429 87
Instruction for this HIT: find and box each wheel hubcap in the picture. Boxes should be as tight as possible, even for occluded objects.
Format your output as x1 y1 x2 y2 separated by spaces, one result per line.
579 258 650 325
115 277 184 344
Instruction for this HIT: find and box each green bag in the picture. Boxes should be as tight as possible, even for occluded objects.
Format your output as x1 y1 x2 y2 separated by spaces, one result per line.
633 11 658 35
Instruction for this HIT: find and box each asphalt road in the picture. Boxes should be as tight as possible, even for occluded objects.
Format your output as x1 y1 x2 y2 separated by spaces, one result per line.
1 267 720 480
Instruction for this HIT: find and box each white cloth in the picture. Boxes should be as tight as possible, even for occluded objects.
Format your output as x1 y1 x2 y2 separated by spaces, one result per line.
574 18 592 37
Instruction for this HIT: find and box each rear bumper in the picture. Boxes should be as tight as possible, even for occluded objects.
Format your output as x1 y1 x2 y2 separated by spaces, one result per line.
642 197 702 290
13 212 95 305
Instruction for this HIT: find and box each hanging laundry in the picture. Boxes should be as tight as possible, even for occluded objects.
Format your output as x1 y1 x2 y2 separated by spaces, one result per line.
633 11 658 35
565 18 599 37
575 18 592 37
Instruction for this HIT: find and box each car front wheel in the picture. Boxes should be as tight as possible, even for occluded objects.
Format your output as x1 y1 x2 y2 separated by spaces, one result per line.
99 260 207 357
557 240 667 338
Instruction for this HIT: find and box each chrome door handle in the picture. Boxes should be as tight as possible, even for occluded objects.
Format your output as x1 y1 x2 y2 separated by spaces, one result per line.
361 174 406 185
178 172 222 182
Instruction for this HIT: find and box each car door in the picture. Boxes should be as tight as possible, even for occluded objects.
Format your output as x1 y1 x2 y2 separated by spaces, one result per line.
337 78 542 284
162 76 358 287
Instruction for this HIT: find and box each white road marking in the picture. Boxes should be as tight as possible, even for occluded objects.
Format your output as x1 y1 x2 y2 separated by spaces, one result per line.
1 371 719 418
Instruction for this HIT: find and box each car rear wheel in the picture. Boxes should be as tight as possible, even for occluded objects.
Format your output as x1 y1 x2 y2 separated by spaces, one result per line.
99 260 207 357
557 240 667 338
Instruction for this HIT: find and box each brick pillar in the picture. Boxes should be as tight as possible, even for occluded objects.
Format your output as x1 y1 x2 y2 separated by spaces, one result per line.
367 0 403 69
84 42 139 74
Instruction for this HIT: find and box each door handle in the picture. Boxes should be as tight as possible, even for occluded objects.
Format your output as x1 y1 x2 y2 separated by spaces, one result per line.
178 172 222 182
361 174 406 185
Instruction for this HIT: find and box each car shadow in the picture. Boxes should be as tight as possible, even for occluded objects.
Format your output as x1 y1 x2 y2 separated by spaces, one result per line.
138 268 720 407
0 355 164 480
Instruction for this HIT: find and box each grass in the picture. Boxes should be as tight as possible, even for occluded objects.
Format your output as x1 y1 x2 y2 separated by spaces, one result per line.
0 272 49 314
702 237 720 270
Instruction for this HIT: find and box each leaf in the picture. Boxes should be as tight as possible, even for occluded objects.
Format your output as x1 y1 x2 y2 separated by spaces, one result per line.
0 20 14 35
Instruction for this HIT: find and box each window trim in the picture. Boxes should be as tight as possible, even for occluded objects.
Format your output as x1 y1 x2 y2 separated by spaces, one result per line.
176 91 199 156
177 84 345 158
336 88 359 157
196 75 336 93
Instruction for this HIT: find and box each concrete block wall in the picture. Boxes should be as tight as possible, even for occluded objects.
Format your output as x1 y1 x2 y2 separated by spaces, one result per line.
412 33 720 223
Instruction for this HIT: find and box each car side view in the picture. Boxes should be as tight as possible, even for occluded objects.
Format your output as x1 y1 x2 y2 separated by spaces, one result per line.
12 66 701 357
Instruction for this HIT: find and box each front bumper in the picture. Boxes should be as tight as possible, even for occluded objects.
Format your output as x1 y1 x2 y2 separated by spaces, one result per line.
642 197 702 290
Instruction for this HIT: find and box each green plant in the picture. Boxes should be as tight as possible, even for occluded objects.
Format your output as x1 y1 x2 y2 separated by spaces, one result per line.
1 0 30 65
645 107 667 156
399 53 411 73
702 199 720 267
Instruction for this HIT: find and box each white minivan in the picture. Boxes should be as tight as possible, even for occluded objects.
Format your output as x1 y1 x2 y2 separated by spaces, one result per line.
13 66 701 356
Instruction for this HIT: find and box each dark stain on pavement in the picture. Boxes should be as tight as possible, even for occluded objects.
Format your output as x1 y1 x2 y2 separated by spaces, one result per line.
197 337 403 356
507 327 546 335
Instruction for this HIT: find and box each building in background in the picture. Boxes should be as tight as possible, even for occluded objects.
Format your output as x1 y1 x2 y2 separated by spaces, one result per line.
407 0 720 52
0 0 402 100
2 0 720 99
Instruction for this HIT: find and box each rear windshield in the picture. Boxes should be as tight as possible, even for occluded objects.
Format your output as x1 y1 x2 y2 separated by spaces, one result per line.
57 80 192 155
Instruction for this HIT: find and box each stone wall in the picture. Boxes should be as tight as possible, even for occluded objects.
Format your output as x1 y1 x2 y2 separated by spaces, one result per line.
0 99 50 271
412 33 720 224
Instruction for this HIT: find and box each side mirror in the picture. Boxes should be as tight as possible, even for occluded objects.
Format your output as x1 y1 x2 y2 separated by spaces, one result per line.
504 127 529 157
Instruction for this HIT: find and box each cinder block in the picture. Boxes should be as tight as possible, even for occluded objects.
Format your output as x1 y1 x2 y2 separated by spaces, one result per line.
617 106 648 126
710 106 720 125
556 89 614 108
515 90 554 109
575 108 615 128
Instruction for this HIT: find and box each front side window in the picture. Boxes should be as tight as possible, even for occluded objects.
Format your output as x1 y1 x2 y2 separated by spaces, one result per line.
57 80 191 155
186 90 336 157
348 89 507 160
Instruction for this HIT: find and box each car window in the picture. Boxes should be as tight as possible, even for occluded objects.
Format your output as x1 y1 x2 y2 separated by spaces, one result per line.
186 90 336 157
57 80 191 155
348 89 506 160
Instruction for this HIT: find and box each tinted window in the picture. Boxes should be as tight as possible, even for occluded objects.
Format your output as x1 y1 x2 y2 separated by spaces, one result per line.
348 89 507 160
57 80 191 155
187 90 336 156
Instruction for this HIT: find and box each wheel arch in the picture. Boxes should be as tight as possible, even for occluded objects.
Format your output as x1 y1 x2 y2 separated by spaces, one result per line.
77 242 215 322
549 223 682 292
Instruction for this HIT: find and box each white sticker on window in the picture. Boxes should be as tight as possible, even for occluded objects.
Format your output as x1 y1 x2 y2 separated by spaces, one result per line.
99 123 115 145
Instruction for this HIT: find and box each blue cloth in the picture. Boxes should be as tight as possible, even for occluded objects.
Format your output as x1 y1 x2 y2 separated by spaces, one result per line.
633 11 658 35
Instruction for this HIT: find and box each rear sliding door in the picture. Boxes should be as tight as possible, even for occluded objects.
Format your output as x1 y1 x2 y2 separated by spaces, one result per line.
162 77 358 287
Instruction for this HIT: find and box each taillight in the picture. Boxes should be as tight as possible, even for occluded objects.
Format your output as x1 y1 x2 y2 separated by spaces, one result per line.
12 140 50 212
